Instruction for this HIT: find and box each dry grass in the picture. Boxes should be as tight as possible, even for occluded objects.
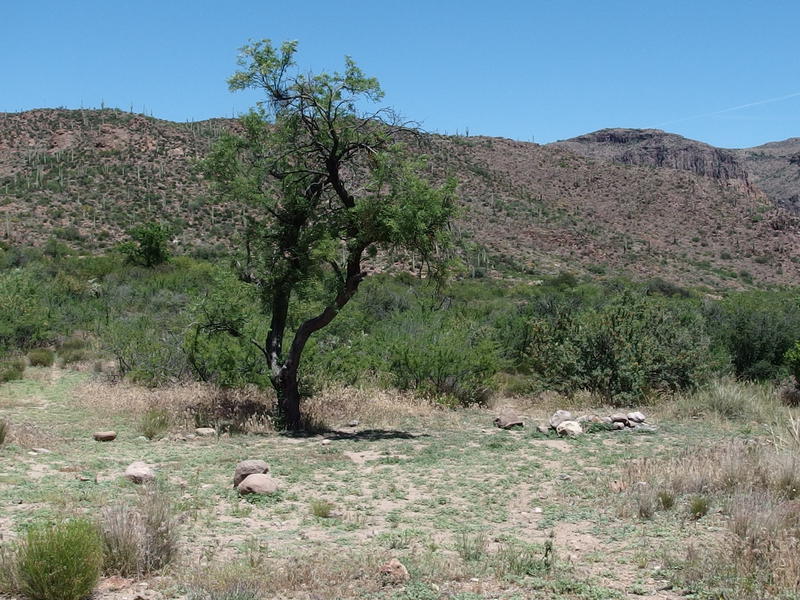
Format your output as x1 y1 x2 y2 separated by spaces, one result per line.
668 378 780 423
623 432 800 596
99 487 180 577
301 384 441 429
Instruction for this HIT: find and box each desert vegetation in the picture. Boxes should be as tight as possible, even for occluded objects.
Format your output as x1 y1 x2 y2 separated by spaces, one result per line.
3 38 800 600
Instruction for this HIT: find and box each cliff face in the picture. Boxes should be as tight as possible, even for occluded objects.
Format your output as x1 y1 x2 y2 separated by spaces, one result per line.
551 128 751 185
734 138 800 213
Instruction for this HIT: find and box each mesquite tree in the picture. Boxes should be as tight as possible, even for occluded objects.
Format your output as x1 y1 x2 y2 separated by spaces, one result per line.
204 40 456 429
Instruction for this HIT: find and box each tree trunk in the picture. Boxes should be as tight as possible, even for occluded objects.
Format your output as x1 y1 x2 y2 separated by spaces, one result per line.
276 367 302 431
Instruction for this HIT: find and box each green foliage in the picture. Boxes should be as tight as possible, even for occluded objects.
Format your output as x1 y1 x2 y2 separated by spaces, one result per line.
0 270 50 352
119 222 171 268
14 519 103 600
527 291 711 403
708 291 800 380
380 311 501 405
205 39 456 427
785 341 800 387
27 349 54 367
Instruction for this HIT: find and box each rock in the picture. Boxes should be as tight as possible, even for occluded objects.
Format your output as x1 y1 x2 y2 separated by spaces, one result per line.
536 423 550 434
612 421 626 430
494 413 524 429
237 473 280 495
609 413 630 425
549 410 573 429
123 461 155 484
233 459 269 488
195 427 216 437
556 420 583 437
627 411 646 423
532 506 543 513
320 439 332 446
379 558 410 584
347 420 360 427
93 431 117 442
601 416 613 424
32 448 51 454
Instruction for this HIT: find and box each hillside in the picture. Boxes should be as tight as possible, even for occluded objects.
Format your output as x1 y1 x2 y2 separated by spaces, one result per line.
1 109 799 288
735 138 800 213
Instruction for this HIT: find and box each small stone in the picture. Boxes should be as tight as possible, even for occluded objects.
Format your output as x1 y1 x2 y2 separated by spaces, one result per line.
558 473 572 481
556 420 583 437
532 506 543 513
494 413 524 429
32 448 51 454
612 421 626 430
93 431 117 442
601 416 613 424
195 427 216 437
233 459 270 488
549 410 573 429
379 558 410 584
627 411 646 423
237 473 280 495
124 461 155 484
135 436 148 442
320 439 332 446
536 423 550 434
347 420 360 427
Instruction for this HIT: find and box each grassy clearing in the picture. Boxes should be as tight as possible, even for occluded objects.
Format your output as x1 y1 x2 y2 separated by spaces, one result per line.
0 367 798 599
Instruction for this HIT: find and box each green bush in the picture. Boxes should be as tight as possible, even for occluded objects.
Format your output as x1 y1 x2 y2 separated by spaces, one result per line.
786 341 800 388
380 312 502 406
27 349 54 367
708 292 800 381
118 223 171 268
528 292 711 403
0 270 50 352
14 519 103 600
0 358 26 383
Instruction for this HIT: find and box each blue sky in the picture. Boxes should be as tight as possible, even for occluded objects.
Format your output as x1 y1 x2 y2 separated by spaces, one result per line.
2 0 798 148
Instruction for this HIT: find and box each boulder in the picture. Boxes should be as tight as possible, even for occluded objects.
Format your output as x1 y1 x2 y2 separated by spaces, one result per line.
549 410 573 429
93 431 117 442
627 411 646 423
494 413 524 429
609 413 630 426
195 427 216 437
237 473 280 495
556 420 583 437
379 558 410 584
233 459 269 488
123 461 155 484
536 423 550 434
612 421 626 430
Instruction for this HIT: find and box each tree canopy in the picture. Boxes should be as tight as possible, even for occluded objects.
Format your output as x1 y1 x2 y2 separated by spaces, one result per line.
203 40 456 429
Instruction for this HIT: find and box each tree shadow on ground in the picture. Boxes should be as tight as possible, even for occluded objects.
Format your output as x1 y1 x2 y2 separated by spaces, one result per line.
279 429 429 442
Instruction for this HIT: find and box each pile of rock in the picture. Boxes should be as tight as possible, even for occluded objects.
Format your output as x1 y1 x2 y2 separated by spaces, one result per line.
233 459 281 495
540 410 652 437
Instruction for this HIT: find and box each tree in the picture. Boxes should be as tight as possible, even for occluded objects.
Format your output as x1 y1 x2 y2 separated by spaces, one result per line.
203 40 456 429
119 223 171 268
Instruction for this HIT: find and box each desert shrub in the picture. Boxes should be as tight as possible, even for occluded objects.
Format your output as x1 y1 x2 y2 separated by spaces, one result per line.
380 312 502 406
99 488 179 576
0 358 26 383
309 499 334 519
0 270 50 352
14 519 103 600
118 222 171 268
528 291 711 403
707 291 800 381
56 337 89 365
27 349 54 367
495 538 554 578
104 315 188 385
786 341 800 388
0 419 7 445
138 407 170 440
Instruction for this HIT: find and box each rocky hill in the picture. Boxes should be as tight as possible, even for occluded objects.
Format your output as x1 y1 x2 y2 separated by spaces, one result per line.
734 138 800 213
1 109 799 289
